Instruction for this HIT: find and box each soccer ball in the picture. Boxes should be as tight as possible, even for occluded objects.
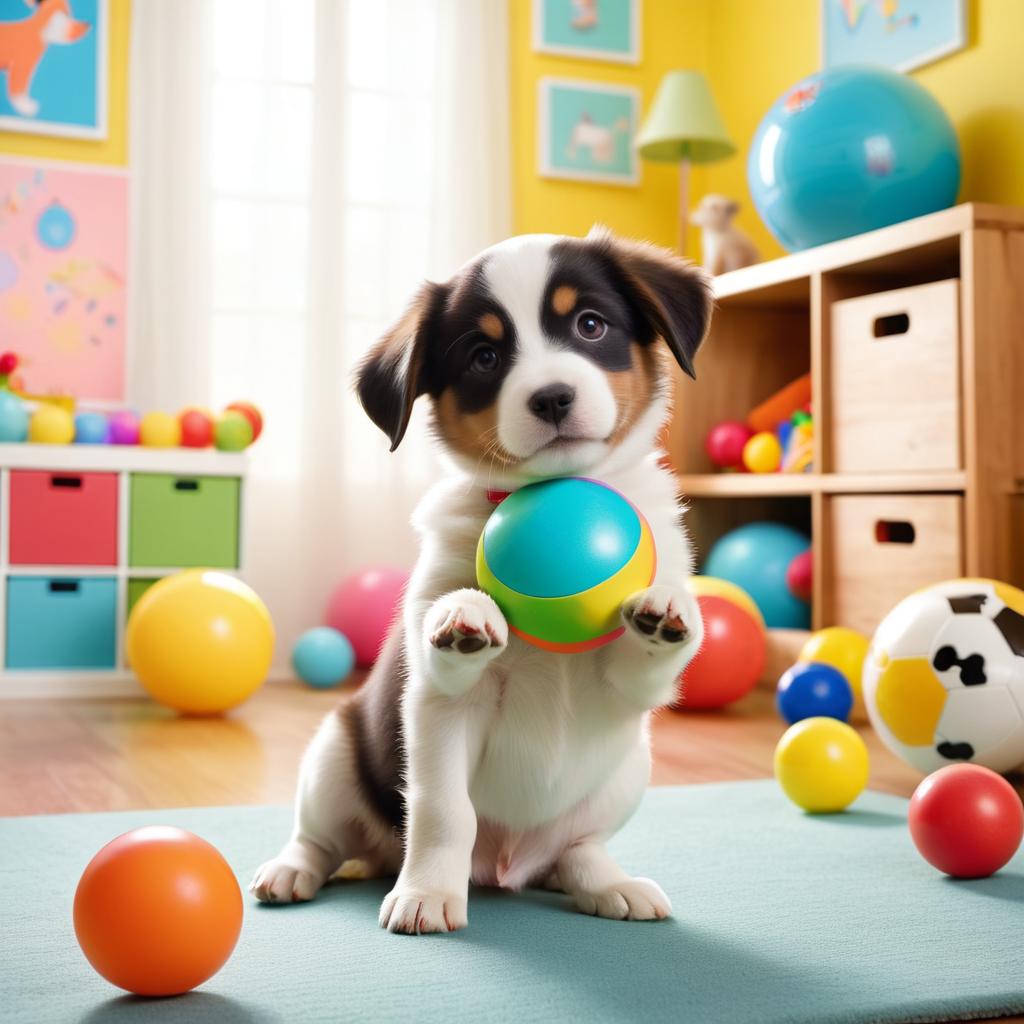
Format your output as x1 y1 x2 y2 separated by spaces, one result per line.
863 578 1024 775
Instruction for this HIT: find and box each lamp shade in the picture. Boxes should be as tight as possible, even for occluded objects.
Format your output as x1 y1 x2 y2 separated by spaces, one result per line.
635 70 735 164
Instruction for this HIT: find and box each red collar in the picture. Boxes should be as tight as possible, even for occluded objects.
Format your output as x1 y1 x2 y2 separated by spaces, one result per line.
486 488 511 505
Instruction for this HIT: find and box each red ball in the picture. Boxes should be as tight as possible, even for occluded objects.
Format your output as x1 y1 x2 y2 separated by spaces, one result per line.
179 408 214 448
786 549 813 602
73 826 242 996
675 594 766 710
908 764 1024 879
326 566 409 667
226 401 263 442
705 421 754 469
0 351 17 375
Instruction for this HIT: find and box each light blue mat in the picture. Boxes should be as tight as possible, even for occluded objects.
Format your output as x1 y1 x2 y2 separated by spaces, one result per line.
3 781 1024 1024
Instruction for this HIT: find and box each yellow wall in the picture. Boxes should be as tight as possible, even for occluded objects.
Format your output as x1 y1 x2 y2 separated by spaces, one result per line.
0 0 132 167
511 0 1024 260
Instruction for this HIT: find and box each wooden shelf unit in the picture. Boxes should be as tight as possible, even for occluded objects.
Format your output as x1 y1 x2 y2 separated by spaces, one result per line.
664 203 1024 641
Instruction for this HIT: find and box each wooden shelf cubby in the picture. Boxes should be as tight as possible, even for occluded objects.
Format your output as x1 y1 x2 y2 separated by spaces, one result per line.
664 203 1024 650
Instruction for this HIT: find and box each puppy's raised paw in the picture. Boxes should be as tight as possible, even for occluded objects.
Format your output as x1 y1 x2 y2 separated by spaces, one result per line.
622 585 700 650
427 588 508 656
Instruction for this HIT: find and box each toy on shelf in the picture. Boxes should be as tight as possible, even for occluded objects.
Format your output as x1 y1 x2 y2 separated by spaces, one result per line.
774 717 869 813
108 410 140 445
908 764 1024 879
748 65 960 252
29 403 74 444
0 390 29 442
705 420 753 470
126 570 275 715
704 522 811 629
476 478 655 653
292 627 355 689
742 431 782 473
227 401 263 441
179 407 215 448
327 566 409 667
776 662 853 725
214 410 253 452
863 578 1024 775
691 194 759 275
140 411 181 448
74 411 110 444
748 374 811 433
74 826 242 995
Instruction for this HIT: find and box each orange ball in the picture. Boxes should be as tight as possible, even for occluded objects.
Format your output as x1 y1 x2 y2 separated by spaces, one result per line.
73 826 243 996
226 401 263 442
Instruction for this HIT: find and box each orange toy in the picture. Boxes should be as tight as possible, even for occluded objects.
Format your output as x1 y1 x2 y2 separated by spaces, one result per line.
73 826 243 997
226 401 264 442
747 373 811 433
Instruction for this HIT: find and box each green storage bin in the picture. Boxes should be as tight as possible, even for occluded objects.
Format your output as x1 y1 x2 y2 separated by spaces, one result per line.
129 474 240 568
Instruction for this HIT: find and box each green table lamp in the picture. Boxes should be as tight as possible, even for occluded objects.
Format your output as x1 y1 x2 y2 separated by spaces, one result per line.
635 70 735 256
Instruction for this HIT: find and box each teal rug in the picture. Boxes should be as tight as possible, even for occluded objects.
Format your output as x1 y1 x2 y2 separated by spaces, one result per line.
3 781 1023 1024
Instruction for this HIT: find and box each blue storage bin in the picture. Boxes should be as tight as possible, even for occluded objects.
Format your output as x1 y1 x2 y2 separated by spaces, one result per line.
6 577 117 670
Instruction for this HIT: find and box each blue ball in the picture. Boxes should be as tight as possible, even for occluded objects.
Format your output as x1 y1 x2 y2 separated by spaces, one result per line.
776 662 853 724
704 522 810 629
74 412 110 444
748 65 960 252
0 390 28 442
292 627 355 689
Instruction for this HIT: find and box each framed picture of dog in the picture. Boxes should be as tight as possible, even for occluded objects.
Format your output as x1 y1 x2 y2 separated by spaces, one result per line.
538 78 640 186
0 0 108 139
533 0 641 64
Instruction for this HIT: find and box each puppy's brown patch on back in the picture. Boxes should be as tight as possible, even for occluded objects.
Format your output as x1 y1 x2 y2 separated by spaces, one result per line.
478 312 504 340
551 284 578 316
432 389 513 466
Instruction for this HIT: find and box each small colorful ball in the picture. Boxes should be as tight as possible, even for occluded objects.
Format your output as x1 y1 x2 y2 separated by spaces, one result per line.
774 717 869 812
742 431 782 473
214 410 254 451
74 411 109 444
798 626 869 699
326 566 409 667
686 575 765 630
179 407 214 448
776 662 853 724
908 764 1024 879
74 826 242 996
140 411 181 448
0 351 17 375
705 420 753 469
676 595 766 710
29 403 74 444
108 411 140 445
226 401 263 442
292 627 355 688
476 478 655 653
786 549 813 602
0 390 29 442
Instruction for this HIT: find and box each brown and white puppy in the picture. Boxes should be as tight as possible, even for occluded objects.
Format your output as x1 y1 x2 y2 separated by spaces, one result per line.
251 227 712 933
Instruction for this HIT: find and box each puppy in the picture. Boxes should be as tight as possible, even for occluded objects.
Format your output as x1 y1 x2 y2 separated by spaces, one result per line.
251 227 712 933
691 194 759 276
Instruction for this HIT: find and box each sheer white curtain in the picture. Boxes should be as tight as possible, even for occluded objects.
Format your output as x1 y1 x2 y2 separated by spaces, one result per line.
130 0 511 671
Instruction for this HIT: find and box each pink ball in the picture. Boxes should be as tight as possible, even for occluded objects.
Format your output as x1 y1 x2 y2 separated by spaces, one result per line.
108 411 140 445
706 420 753 469
786 549 813 602
326 567 409 667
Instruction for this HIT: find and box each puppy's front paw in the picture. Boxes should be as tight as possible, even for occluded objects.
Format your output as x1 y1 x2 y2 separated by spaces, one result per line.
574 877 672 922
427 588 507 657
379 885 468 934
622 585 700 650
250 857 326 904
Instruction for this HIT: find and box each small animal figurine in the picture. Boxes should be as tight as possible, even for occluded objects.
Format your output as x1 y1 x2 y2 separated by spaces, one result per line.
692 194 760 276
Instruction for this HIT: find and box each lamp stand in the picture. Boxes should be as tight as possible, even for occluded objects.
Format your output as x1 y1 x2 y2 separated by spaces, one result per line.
677 158 691 258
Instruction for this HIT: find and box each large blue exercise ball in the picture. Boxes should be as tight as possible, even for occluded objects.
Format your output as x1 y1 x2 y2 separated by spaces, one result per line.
704 522 810 629
748 64 960 252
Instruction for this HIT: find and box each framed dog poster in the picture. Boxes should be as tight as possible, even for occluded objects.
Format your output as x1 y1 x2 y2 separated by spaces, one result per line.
822 0 966 72
538 78 640 187
533 0 640 64
0 0 108 138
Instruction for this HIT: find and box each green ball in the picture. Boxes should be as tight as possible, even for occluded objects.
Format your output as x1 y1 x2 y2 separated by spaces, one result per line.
214 411 253 451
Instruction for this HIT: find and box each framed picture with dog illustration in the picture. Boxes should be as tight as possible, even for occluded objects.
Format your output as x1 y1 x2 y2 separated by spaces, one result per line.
538 77 640 186
0 0 108 139
533 0 641 64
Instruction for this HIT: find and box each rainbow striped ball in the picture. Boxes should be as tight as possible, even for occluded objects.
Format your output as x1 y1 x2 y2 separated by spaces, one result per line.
476 478 656 653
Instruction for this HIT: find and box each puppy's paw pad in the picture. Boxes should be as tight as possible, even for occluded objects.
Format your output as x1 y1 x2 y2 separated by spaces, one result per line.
379 887 468 935
427 590 508 656
250 859 324 904
577 877 672 922
622 586 698 648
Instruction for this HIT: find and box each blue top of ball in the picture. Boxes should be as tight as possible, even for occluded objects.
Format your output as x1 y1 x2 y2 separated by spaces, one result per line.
481 478 642 598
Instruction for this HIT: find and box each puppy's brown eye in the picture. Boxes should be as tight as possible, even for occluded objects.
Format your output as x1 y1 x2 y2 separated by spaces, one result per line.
469 344 500 375
575 312 607 342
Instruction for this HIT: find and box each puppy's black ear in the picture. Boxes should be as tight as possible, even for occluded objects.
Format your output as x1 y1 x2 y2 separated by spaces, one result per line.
355 282 448 451
586 226 713 380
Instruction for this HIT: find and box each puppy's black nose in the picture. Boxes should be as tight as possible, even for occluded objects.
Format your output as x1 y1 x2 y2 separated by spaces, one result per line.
528 383 575 426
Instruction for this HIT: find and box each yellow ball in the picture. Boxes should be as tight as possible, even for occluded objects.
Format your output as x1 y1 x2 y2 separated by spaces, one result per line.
774 717 869 812
29 403 74 444
798 626 870 698
687 575 765 630
140 411 182 448
126 571 274 715
742 431 782 473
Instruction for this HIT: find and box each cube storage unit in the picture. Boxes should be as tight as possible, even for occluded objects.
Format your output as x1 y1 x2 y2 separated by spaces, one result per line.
0 445 246 697
663 203 1024 668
